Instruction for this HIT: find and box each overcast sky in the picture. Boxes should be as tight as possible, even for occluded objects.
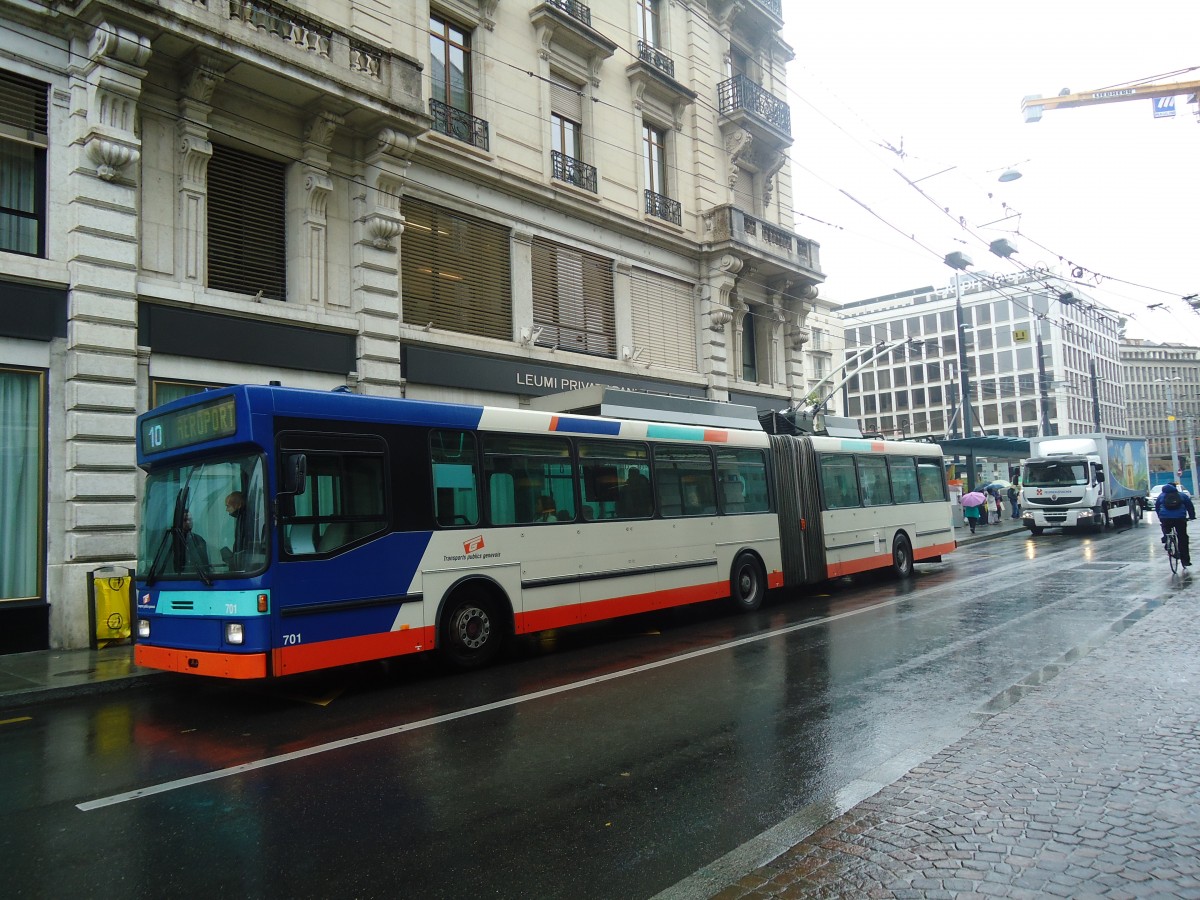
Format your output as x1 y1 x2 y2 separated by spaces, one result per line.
782 2 1200 345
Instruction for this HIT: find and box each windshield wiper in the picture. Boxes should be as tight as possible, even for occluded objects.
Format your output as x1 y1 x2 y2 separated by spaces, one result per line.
182 532 214 586
145 528 173 586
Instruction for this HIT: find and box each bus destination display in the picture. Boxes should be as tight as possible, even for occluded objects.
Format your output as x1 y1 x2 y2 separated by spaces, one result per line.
142 396 237 454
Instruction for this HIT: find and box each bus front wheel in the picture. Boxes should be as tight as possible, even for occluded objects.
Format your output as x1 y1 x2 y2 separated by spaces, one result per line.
440 593 504 669
730 553 767 612
892 533 914 579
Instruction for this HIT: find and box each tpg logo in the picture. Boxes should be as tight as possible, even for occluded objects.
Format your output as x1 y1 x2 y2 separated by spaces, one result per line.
463 535 485 554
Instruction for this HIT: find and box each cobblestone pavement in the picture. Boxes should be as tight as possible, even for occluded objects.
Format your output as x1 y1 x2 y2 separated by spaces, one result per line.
712 597 1200 899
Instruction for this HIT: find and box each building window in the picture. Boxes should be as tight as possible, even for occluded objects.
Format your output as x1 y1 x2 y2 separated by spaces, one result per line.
401 198 512 341
643 123 667 195
151 379 223 409
0 367 44 601
429 15 471 114
428 15 488 148
635 0 661 45
552 112 581 160
531 237 614 357
207 144 287 301
0 70 48 257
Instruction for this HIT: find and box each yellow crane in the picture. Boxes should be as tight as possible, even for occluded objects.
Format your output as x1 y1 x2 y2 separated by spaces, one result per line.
1022 79 1200 123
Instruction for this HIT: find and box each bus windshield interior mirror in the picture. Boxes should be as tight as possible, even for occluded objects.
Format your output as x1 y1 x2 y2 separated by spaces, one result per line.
283 454 307 496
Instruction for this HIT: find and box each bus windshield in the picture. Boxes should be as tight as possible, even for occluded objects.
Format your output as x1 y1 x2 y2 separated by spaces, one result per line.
139 453 268 581
1023 460 1088 488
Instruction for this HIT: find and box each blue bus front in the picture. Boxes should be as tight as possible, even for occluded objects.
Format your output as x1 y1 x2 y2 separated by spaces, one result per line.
134 390 275 678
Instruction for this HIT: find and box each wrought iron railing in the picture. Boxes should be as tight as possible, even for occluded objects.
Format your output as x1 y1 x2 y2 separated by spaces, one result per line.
645 190 681 226
546 0 592 28
551 150 597 192
430 99 490 151
636 41 675 79
750 0 782 18
717 74 791 136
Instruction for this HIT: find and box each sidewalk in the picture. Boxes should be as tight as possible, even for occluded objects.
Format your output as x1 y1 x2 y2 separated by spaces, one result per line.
0 641 161 710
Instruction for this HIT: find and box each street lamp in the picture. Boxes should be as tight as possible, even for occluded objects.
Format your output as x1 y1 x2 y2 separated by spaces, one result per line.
1157 376 1183 483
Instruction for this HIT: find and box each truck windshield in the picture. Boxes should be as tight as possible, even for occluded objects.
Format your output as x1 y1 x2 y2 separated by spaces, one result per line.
139 454 268 581
1024 461 1088 488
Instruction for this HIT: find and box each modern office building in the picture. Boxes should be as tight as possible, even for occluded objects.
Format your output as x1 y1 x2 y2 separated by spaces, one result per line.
0 0 827 651
1120 339 1200 475
835 269 1127 442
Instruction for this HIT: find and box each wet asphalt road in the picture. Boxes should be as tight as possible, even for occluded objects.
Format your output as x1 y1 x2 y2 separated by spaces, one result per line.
2 523 1165 899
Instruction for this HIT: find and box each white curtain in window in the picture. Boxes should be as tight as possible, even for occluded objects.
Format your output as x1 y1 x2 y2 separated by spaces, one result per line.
0 370 42 599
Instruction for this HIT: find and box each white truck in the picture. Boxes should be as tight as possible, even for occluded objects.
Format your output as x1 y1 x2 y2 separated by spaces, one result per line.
1020 434 1149 535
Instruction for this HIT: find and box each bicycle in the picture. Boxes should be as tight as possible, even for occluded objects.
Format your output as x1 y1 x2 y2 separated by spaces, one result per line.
1164 530 1181 574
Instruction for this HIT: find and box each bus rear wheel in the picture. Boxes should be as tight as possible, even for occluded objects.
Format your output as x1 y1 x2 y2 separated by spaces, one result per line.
892 534 914 579
730 553 766 612
440 593 503 669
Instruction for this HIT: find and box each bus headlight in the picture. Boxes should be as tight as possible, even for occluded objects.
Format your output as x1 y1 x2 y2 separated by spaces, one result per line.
225 622 245 645
138 619 150 638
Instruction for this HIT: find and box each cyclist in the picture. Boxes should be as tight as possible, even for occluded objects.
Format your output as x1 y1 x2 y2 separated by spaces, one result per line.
1155 483 1196 569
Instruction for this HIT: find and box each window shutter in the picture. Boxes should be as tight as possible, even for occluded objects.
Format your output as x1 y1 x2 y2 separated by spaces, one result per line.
531 237 614 358
401 198 512 340
550 81 583 122
630 269 697 371
207 145 287 301
0 70 48 139
733 165 756 213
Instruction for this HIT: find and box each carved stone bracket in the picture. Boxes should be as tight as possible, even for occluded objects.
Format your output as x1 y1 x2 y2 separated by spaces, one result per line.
725 128 753 187
707 305 734 332
85 133 139 181
364 212 405 250
178 132 212 186
789 326 811 350
305 172 334 219
89 21 151 68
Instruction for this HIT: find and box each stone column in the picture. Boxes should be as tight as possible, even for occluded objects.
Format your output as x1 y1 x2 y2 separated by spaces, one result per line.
290 107 342 307
698 253 741 399
55 21 150 648
176 56 224 286
350 126 414 396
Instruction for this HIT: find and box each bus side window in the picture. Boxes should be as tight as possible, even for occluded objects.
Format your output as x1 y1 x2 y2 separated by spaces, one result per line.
489 473 516 525
430 431 480 527
819 454 859 510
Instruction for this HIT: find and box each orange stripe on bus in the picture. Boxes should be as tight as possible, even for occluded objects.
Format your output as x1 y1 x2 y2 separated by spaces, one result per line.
578 580 728 623
273 627 436 676
915 540 956 560
825 554 891 578
135 644 268 679
703 429 729 442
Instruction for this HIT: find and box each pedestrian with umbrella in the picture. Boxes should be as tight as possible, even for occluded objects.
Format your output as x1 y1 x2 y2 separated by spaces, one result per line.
961 489 987 534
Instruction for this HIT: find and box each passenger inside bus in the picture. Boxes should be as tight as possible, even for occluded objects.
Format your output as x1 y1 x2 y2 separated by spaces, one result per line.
618 468 653 517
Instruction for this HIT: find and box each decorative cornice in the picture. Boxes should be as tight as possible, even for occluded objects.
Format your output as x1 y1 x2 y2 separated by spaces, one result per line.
364 212 404 250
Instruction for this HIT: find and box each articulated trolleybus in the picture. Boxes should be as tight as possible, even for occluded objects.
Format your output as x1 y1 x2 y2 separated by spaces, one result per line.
133 385 955 679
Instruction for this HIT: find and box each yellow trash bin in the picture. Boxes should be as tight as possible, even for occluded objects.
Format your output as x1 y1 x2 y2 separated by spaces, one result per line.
89 566 133 649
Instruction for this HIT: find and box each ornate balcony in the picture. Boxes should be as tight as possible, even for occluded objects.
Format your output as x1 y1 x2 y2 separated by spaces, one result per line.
703 204 823 286
645 190 681 226
625 42 696 131
551 150 597 193
429 99 490 151
529 0 617 76
718 74 791 147
636 41 674 79
130 0 426 138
